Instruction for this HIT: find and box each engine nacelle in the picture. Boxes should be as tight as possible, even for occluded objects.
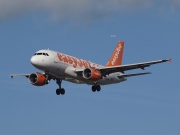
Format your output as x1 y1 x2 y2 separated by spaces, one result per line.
83 68 102 81
29 73 47 86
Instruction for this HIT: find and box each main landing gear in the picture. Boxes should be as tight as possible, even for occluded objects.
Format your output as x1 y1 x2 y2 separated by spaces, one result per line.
56 79 65 95
92 85 101 92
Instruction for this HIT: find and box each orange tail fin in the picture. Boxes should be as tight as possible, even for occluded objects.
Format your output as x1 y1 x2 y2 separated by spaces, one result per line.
106 41 124 67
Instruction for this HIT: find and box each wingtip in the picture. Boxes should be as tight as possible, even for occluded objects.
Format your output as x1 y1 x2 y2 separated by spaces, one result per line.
162 58 172 63
168 58 172 63
10 74 14 78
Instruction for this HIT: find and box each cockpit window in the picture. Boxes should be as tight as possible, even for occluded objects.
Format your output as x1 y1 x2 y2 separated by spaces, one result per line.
34 52 49 56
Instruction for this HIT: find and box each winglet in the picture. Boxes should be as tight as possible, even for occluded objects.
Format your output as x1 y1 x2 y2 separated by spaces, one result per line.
106 41 124 67
168 58 172 63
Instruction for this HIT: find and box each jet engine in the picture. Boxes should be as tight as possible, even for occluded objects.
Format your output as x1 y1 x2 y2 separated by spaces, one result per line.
83 68 102 81
29 73 47 86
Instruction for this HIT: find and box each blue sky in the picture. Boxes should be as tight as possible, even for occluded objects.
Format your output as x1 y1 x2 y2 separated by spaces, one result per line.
0 0 179 135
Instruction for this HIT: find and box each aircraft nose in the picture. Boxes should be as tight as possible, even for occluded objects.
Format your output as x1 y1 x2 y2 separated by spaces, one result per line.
30 56 39 66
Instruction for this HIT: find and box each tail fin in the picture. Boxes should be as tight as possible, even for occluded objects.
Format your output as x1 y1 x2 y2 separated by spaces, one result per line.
106 41 124 67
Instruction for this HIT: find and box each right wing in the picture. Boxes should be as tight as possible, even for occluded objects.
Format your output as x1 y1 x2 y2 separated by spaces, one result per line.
74 59 170 77
98 59 171 76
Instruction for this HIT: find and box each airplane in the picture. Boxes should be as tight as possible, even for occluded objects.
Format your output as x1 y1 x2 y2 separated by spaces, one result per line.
10 41 171 95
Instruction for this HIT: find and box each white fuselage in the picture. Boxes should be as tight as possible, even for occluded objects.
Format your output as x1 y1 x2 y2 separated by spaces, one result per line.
30 50 126 85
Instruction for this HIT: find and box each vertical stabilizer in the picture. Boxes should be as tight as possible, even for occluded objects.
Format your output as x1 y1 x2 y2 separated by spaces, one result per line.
106 41 124 67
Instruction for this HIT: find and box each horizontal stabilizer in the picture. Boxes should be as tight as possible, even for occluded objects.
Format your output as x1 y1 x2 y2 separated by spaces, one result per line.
118 72 151 78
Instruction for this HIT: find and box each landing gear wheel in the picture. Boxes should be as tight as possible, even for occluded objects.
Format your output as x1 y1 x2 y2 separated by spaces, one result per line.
56 89 61 95
92 85 101 92
56 79 65 95
92 86 96 92
61 88 65 95
96 85 101 92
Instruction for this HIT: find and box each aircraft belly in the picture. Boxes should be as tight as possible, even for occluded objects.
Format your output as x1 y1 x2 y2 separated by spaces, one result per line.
98 73 127 85
97 78 126 85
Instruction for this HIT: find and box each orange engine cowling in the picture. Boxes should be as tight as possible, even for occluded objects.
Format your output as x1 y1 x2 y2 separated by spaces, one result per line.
29 73 47 86
83 68 102 81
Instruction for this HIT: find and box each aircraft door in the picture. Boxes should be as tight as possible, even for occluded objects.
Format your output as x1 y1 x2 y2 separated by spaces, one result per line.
51 51 59 63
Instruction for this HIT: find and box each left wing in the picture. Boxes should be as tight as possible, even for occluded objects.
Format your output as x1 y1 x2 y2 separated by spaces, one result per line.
10 74 30 78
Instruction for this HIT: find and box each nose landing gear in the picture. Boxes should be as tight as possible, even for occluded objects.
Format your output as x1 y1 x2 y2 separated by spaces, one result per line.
56 79 65 95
